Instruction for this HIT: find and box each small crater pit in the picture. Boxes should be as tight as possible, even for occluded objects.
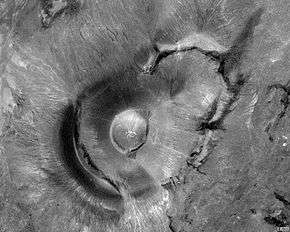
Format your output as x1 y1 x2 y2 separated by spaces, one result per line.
109 109 149 155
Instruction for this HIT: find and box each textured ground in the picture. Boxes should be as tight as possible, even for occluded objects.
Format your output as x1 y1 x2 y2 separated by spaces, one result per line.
0 1 290 232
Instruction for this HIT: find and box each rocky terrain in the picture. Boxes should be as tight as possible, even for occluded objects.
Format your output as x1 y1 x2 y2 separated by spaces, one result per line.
0 0 289 232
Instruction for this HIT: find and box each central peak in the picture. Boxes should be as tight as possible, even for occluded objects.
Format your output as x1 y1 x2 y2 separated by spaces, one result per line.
110 109 148 155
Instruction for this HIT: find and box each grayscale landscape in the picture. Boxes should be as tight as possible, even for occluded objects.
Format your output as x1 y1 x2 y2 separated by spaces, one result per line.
0 0 289 231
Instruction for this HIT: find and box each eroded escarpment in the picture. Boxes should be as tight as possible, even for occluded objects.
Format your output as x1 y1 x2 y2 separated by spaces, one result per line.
160 7 290 232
